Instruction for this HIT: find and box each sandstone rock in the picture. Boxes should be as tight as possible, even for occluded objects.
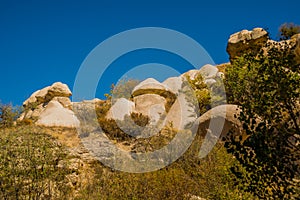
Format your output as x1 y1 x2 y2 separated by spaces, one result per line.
48 82 72 98
36 100 80 128
23 82 72 108
23 90 40 108
165 93 198 130
204 78 217 85
162 76 183 95
30 104 45 118
226 28 269 61
132 78 175 100
227 28 300 65
134 94 166 124
21 82 74 123
199 64 218 79
181 69 199 81
35 86 51 103
106 98 135 121
53 97 72 109
81 98 103 104
193 104 242 138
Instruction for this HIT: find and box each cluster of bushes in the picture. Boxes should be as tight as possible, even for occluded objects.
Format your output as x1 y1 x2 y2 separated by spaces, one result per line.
224 26 300 199
76 141 255 200
0 126 73 199
0 102 21 128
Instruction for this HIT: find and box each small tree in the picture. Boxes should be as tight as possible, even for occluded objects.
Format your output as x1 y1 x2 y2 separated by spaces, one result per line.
278 22 300 41
110 78 140 100
225 41 300 199
0 102 20 128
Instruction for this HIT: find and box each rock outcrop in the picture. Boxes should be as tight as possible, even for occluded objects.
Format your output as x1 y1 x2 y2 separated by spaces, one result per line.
106 98 135 121
194 104 242 138
36 100 80 127
19 82 80 128
227 27 300 65
226 27 269 61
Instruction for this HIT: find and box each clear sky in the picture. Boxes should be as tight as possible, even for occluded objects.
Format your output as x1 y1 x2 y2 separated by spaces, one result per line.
1 0 299 105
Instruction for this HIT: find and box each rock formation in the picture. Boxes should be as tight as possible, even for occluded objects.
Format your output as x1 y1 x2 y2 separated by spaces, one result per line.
36 100 80 127
227 27 300 65
19 82 80 128
193 104 242 138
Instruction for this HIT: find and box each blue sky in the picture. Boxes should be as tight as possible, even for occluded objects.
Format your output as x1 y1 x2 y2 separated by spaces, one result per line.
0 0 299 105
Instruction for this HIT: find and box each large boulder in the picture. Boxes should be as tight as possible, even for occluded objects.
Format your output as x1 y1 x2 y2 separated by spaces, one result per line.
226 28 269 61
106 98 135 121
199 64 219 79
36 100 80 128
227 28 300 65
19 82 79 128
131 78 177 124
132 78 175 100
193 104 242 139
164 93 198 130
133 94 166 124
162 76 183 95
181 64 220 85
23 82 72 109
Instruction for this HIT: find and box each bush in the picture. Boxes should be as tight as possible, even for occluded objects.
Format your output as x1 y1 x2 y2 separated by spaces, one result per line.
77 140 255 200
278 22 300 40
0 102 21 128
0 126 73 199
225 41 300 199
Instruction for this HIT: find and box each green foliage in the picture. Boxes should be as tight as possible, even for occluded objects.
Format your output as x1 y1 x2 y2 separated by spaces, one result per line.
225 41 300 199
106 78 140 100
0 103 21 128
0 126 72 199
279 22 300 40
183 72 226 118
183 74 211 116
77 141 253 200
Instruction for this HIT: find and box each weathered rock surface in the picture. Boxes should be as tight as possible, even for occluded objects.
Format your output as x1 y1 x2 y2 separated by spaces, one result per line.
106 98 135 121
36 100 80 127
226 28 269 61
132 78 176 100
19 82 80 128
227 28 300 65
164 93 198 130
199 64 219 79
23 82 72 108
134 94 166 124
162 76 183 95
193 104 242 138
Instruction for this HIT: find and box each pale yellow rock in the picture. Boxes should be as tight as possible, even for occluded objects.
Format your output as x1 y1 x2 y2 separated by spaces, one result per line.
226 27 269 61
165 93 197 130
35 86 51 103
106 98 135 121
193 104 242 138
23 89 40 107
48 82 72 97
53 97 72 109
134 94 166 124
36 100 80 128
132 78 172 97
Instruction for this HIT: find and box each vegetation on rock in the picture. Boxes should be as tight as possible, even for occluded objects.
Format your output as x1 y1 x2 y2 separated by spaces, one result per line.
225 39 300 199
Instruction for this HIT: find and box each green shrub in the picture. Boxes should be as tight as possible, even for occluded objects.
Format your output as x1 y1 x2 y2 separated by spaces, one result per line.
279 22 300 40
0 126 73 199
225 41 300 199
0 102 21 128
